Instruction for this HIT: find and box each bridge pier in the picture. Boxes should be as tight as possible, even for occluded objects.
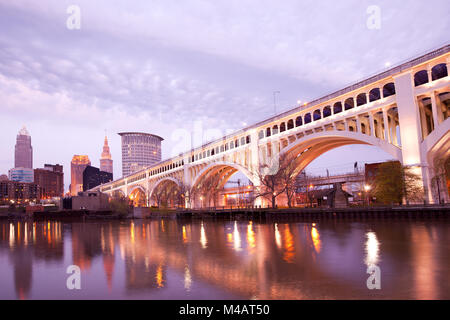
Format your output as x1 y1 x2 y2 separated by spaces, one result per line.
394 71 433 203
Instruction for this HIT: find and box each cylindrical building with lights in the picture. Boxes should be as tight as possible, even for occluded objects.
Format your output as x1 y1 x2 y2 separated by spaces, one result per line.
118 132 163 177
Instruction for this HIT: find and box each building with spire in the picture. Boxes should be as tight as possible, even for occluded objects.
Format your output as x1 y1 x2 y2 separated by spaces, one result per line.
9 126 34 183
100 136 113 177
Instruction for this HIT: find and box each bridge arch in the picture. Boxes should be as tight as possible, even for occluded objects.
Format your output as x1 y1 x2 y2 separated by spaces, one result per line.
190 161 257 208
280 130 402 178
148 177 183 208
424 128 450 203
149 177 182 200
128 185 147 207
112 189 126 199
191 161 256 190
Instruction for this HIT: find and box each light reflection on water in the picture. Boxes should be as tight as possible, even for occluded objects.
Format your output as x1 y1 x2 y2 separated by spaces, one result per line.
0 219 448 300
365 231 380 266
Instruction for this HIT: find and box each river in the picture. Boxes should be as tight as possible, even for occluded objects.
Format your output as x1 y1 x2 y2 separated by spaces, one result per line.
0 218 448 299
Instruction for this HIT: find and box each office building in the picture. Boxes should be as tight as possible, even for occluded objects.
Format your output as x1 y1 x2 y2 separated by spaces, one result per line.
0 179 40 204
15 126 33 169
34 164 64 199
82 165 113 191
8 167 34 183
118 132 163 177
70 155 91 196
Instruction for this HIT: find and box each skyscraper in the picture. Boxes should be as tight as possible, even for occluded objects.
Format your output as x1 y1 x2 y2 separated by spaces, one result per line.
70 155 91 196
15 126 33 169
100 136 113 177
118 132 163 177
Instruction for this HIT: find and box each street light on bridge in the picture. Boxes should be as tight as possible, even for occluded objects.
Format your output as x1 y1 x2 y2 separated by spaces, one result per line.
273 91 280 114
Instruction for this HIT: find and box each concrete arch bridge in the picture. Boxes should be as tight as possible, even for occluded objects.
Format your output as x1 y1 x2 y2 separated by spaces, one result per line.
93 45 450 207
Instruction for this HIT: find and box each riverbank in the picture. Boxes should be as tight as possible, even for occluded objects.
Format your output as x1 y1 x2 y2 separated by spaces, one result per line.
0 205 449 221
183 205 450 221
0 209 127 221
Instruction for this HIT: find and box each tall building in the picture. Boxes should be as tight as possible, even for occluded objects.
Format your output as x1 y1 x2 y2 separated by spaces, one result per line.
82 165 113 191
70 155 91 196
15 126 33 169
118 132 163 177
9 167 34 183
100 136 113 177
34 164 64 199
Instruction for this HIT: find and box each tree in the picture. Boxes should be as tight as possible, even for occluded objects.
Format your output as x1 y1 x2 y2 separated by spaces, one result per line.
278 154 299 208
109 193 132 217
152 185 164 207
373 161 423 205
403 166 424 204
196 170 224 208
152 181 183 208
177 181 192 208
431 157 449 204
253 153 297 208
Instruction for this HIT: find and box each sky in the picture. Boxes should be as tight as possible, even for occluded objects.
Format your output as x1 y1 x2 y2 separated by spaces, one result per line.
0 0 449 191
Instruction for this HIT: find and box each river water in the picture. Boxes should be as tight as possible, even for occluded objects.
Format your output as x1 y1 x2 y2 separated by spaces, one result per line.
0 218 448 299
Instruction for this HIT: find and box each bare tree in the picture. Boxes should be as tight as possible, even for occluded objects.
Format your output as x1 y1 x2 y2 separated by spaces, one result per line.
196 170 224 208
431 158 449 204
177 181 192 208
278 153 299 208
253 153 296 208
152 185 164 207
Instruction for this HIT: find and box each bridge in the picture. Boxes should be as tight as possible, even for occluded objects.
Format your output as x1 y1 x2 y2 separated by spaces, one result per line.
93 45 450 207
297 171 365 187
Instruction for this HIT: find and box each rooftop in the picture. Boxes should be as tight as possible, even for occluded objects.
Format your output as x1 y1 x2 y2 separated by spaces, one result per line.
118 132 164 141
18 125 30 136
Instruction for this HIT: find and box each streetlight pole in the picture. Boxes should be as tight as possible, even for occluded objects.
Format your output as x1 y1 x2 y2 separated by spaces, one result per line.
436 176 441 204
273 91 280 115
303 171 308 207
236 179 241 208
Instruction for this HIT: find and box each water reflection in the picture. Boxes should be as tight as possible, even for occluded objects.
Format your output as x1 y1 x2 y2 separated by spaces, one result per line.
274 223 282 249
233 221 241 252
184 265 192 291
364 231 380 266
200 223 207 249
311 224 321 254
0 219 448 299
282 225 295 263
247 221 256 250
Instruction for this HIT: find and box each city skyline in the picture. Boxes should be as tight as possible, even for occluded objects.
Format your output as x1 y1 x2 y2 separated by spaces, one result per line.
0 1 449 192
0 0 448 305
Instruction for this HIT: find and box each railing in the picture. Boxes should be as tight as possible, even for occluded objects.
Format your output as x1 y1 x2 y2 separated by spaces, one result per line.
252 43 450 126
